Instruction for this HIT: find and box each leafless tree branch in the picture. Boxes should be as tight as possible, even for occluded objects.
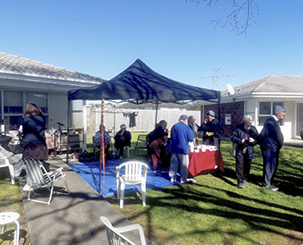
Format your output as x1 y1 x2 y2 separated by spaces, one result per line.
186 0 259 34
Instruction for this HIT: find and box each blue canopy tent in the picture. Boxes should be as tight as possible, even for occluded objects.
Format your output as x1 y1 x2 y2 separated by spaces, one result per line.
67 59 221 194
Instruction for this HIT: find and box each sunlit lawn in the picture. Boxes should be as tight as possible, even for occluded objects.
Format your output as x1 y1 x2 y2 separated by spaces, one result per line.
103 137 303 245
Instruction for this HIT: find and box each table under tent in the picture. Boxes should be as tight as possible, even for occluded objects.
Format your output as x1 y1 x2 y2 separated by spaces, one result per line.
67 59 221 195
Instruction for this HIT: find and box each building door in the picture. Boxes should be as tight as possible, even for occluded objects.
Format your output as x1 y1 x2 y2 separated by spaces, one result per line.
297 103 303 137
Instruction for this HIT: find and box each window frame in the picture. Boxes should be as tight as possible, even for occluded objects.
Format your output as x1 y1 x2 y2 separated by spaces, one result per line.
258 101 284 126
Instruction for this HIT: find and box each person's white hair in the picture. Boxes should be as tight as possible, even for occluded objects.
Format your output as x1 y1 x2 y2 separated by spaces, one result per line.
242 114 253 123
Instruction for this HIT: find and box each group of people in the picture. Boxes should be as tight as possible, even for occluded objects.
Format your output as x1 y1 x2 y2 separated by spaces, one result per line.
147 105 286 191
145 110 224 183
231 105 286 191
94 123 131 159
4 101 285 193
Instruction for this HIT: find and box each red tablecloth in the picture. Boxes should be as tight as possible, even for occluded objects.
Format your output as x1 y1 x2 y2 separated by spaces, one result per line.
188 150 224 177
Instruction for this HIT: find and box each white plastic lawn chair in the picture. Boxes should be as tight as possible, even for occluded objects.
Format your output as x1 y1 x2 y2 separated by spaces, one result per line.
0 157 15 184
23 159 70 205
100 216 146 245
116 160 150 209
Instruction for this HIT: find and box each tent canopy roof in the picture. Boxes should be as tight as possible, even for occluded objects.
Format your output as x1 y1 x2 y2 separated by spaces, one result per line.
68 59 220 103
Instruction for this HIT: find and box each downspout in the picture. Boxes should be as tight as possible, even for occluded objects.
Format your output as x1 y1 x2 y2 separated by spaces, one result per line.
66 98 70 163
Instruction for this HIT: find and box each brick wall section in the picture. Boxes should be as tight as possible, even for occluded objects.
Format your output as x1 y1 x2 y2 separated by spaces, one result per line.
201 101 244 137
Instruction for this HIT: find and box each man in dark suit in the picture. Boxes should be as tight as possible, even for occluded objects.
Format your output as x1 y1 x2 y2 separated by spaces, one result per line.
260 105 286 191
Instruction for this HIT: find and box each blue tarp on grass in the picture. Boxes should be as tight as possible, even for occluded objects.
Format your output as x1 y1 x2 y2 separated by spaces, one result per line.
68 159 180 197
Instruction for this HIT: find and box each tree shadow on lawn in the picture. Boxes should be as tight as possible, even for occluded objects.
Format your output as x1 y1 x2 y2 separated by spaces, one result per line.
213 159 303 197
143 184 303 243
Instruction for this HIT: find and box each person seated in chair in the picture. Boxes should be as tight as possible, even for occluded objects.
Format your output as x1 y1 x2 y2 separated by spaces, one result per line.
94 124 111 157
0 135 24 178
114 124 131 159
148 120 169 172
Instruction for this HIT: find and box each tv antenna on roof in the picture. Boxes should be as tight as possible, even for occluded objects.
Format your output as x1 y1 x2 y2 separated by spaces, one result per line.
201 67 234 90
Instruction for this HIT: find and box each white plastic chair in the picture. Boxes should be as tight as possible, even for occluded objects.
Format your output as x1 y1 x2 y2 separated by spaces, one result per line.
116 160 150 209
100 216 146 245
0 157 15 184
23 159 70 205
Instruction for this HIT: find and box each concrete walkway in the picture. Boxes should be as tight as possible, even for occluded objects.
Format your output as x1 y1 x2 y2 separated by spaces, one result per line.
20 156 152 245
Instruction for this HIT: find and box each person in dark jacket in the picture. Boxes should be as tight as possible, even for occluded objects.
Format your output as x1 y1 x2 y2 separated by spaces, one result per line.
231 115 259 188
114 124 131 159
147 120 168 171
22 102 48 191
259 105 286 191
198 110 224 148
22 102 48 161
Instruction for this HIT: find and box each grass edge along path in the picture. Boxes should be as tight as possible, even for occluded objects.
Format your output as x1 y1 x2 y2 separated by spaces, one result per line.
0 177 31 245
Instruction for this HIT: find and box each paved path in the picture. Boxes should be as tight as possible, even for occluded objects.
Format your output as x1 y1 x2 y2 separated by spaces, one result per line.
20 156 152 245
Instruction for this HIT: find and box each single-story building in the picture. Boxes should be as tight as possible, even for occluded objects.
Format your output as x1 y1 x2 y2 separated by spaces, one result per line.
0 51 105 133
201 75 303 140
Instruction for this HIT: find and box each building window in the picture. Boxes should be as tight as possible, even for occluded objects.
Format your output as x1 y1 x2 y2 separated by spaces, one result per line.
4 91 23 114
26 92 48 114
2 91 48 131
259 102 284 126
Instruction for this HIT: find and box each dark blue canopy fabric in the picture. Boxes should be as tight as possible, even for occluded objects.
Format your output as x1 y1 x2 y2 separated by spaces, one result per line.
68 59 220 103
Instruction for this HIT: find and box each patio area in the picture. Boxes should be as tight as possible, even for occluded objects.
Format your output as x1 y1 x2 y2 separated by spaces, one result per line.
19 155 153 245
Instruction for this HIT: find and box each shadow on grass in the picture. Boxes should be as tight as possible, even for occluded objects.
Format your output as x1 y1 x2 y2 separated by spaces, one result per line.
138 183 303 244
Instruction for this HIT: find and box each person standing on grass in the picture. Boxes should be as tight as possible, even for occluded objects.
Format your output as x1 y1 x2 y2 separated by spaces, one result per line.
260 105 286 191
198 110 224 148
188 115 200 145
169 115 194 184
231 115 259 188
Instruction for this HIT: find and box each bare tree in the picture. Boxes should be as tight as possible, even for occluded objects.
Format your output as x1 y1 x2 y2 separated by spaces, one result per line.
187 0 259 34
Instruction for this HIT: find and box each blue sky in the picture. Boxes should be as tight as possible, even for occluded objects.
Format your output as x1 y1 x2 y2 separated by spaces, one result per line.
1 0 303 91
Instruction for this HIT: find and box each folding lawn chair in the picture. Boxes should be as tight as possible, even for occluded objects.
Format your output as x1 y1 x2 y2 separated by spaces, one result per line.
24 159 70 205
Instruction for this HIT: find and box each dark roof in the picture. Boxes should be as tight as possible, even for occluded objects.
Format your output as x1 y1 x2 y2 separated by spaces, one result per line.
222 75 303 97
0 51 105 84
68 59 221 102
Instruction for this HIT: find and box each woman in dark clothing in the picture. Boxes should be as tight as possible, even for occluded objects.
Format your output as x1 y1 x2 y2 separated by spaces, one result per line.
22 102 48 190
148 120 169 171
22 102 48 160
231 115 259 188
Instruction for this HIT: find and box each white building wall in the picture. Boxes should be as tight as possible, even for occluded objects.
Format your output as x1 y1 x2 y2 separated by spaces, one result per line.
48 92 68 129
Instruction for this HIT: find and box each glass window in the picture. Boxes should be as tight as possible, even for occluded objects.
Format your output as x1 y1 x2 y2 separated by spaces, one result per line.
4 116 22 130
259 102 284 126
3 91 49 131
4 91 23 113
260 102 271 114
26 92 48 114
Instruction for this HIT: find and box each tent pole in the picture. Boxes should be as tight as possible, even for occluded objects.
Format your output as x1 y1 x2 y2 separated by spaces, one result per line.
155 101 159 126
218 98 221 151
66 99 70 163
99 99 106 195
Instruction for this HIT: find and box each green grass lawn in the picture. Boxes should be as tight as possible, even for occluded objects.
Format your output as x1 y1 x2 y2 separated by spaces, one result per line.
104 139 303 245
1 134 303 245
